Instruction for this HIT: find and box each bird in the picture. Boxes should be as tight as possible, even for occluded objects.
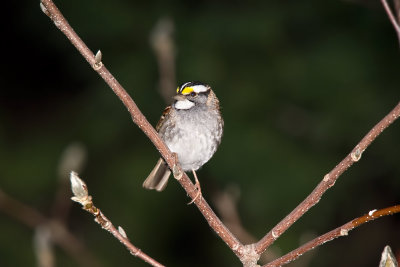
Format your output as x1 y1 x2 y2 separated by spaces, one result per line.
143 81 223 193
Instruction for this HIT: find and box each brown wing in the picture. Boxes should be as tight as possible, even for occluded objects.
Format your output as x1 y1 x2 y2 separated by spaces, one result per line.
156 105 172 132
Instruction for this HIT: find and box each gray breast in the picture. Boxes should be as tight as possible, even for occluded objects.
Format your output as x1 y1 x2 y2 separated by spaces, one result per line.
160 106 223 171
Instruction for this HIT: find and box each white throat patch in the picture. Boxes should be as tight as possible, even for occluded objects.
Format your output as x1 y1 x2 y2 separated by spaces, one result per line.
175 99 195 110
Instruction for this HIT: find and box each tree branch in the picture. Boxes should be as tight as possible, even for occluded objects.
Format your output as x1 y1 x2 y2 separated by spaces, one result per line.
381 0 400 45
255 102 400 255
0 188 100 267
69 172 165 267
263 205 400 267
40 0 243 260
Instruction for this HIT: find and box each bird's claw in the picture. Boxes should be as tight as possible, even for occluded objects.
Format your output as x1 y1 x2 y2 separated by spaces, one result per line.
188 170 202 205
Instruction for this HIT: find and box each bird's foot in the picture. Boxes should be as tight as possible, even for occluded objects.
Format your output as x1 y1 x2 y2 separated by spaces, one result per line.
188 170 202 205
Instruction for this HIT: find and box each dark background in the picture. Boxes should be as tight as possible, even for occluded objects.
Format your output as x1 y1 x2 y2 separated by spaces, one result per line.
1 0 399 266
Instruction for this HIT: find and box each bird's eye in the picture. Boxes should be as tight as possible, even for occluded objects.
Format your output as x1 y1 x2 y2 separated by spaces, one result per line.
190 92 197 97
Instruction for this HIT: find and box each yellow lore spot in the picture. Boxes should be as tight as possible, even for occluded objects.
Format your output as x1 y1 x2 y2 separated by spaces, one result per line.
180 87 194 95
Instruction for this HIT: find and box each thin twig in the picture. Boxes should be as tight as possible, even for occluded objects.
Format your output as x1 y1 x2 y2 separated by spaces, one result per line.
0 188 100 267
255 102 400 255
381 0 400 45
69 172 165 267
40 0 244 259
395 0 400 24
263 205 400 267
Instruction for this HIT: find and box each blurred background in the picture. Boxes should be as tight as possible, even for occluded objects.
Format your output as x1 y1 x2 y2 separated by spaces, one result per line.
0 0 399 266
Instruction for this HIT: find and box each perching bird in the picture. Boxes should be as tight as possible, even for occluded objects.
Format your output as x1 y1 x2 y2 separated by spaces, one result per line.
143 81 223 192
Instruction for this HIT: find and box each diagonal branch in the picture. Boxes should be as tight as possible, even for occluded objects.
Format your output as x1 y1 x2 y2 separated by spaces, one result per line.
381 0 400 45
40 0 243 260
263 205 400 267
255 102 400 255
0 188 100 267
69 172 165 267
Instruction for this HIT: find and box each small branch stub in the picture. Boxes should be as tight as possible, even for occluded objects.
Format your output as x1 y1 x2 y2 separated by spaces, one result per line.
350 147 362 162
171 153 183 180
118 226 128 239
93 50 103 70
172 164 183 180
40 2 50 16
340 228 348 236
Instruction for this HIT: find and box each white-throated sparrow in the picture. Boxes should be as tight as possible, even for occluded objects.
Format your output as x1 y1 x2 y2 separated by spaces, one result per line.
143 81 223 191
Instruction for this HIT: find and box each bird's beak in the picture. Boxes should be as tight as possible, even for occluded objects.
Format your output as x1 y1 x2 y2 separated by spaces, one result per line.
173 94 186 101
